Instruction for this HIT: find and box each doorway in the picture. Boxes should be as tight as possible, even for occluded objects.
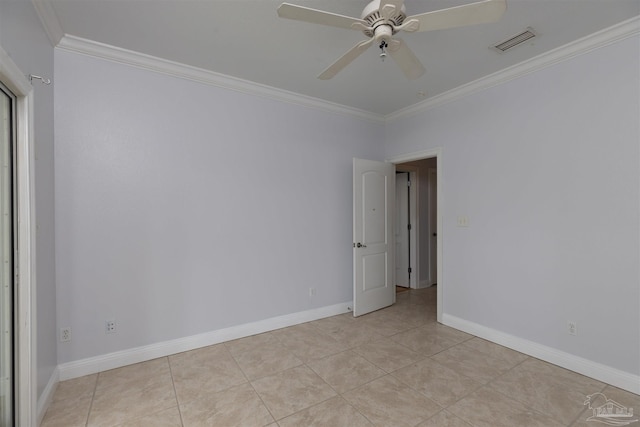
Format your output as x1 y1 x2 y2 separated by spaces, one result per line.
394 167 418 290
395 171 410 289
395 158 437 289
390 148 442 323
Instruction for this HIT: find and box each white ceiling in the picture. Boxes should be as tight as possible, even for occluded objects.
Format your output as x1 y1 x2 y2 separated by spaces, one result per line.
44 0 639 115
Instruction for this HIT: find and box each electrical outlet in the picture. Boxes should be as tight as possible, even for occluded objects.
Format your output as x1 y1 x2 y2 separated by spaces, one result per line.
568 321 577 336
105 319 116 334
457 216 469 227
60 327 71 342
309 288 316 297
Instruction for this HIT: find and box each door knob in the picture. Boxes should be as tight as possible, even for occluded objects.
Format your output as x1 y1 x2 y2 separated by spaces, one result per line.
356 242 367 248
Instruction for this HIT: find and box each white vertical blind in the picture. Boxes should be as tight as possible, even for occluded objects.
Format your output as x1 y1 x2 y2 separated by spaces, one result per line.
0 82 15 427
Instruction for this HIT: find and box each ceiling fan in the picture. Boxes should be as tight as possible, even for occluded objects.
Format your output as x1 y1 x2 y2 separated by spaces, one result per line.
277 0 507 80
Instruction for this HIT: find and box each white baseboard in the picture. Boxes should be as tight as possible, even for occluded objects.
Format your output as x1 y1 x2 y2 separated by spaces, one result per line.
442 314 640 395
58 302 352 381
36 366 59 426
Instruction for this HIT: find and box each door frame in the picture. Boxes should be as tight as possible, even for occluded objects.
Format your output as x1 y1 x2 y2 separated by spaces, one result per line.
0 46 37 425
394 165 418 289
427 166 438 287
388 148 443 323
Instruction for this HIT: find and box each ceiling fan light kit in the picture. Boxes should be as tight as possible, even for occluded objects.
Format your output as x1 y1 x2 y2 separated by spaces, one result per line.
277 0 507 80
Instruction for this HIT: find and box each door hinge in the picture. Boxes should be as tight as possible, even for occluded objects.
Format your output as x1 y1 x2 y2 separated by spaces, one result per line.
408 267 412 273
407 180 411 187
408 224 412 230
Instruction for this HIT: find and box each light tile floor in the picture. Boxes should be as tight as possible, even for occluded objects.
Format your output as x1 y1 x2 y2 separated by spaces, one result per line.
42 287 639 427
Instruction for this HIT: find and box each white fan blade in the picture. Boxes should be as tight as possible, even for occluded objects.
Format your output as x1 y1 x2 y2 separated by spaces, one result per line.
351 22 374 32
277 3 366 31
388 38 426 80
396 18 420 33
380 0 404 21
408 0 506 32
318 39 374 80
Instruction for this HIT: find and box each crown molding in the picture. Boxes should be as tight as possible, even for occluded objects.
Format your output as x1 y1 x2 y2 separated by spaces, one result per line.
48 13 639 123
386 15 640 122
56 35 384 123
31 0 64 47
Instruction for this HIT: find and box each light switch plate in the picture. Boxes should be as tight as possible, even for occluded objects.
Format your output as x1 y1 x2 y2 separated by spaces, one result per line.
457 216 469 227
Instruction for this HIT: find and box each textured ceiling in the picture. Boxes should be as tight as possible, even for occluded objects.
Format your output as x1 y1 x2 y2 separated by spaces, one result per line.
44 0 640 115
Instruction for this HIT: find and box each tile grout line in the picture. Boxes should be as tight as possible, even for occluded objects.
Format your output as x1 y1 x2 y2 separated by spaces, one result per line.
429 408 476 427
401 326 532 422
479 356 589 426
389 354 484 411
84 372 100 427
447 341 530 404
166 356 185 427
278 354 379 426
229 343 280 425
337 371 443 426
335 383 378 427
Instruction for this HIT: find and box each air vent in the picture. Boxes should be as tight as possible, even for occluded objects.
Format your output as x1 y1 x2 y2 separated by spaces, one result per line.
491 27 537 53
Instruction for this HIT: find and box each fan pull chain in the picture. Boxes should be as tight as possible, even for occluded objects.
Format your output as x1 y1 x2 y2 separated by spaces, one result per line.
379 41 388 61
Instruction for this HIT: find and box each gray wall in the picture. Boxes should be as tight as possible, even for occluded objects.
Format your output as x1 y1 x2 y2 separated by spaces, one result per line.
385 35 640 375
0 0 57 399
54 49 384 363
3 0 638 400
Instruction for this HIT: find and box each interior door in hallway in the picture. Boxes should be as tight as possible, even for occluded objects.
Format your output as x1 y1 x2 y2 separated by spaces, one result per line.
353 158 395 317
395 172 410 288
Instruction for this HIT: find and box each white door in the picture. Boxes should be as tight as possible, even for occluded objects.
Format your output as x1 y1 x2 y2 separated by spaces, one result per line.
395 172 409 287
353 158 395 317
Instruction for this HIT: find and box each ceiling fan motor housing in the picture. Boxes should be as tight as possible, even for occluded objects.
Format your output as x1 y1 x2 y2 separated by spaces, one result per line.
374 25 394 43
361 0 406 38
